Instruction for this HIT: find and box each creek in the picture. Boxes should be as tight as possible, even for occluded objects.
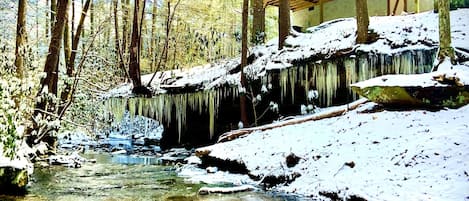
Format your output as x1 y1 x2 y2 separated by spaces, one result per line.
0 154 292 201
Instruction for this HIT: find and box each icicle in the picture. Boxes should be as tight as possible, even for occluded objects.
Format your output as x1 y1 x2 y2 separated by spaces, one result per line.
325 62 338 106
289 67 297 103
400 52 413 74
280 69 288 103
137 98 144 116
345 58 357 100
303 65 309 102
101 49 439 145
209 91 215 139
110 98 126 123
314 62 327 105
128 98 136 120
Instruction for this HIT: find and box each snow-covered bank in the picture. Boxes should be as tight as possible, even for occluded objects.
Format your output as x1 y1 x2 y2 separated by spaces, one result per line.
194 103 469 200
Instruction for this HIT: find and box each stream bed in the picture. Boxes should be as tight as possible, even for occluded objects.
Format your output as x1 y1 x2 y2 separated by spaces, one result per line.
0 154 290 201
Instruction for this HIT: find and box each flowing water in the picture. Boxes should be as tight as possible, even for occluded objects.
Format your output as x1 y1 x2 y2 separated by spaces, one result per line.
0 154 290 201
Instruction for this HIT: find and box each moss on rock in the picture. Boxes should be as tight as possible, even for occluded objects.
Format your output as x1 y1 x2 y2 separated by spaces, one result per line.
0 167 28 194
352 85 469 108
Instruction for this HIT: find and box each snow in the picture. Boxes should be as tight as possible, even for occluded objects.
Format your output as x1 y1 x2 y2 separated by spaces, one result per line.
195 102 469 200
307 90 319 101
178 165 253 186
0 142 34 175
351 59 469 89
351 72 445 88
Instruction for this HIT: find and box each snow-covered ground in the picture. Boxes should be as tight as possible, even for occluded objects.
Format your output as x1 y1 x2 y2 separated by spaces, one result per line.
190 102 469 200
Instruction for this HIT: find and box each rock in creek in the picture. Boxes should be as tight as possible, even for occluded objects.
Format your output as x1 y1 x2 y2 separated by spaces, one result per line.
0 167 28 194
48 152 95 168
0 153 33 195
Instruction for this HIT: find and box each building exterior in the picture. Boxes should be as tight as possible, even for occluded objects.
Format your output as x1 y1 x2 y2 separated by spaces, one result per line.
266 0 435 29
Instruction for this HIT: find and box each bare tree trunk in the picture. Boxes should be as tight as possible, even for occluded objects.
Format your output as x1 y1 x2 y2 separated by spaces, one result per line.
138 0 146 68
90 0 94 36
150 0 157 71
122 0 131 66
106 2 113 50
30 0 69 147
46 0 50 38
437 0 455 61
68 0 90 76
71 0 75 41
63 4 71 70
278 0 290 50
172 21 179 69
147 0 181 87
50 0 58 94
240 0 249 127
355 0 369 44
162 1 172 70
129 0 143 88
114 0 129 80
36 0 39 51
42 0 68 97
251 0 265 44
61 0 90 103
15 0 27 79
81 0 86 51
51 0 57 32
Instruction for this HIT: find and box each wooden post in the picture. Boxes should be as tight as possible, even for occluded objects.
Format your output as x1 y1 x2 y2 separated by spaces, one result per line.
387 0 391 15
320 0 324 23
355 0 369 44
415 0 420 13
392 0 400 15
278 0 291 50
404 0 408 12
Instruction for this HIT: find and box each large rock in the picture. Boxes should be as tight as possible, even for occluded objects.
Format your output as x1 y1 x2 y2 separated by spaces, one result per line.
0 143 34 194
0 166 28 193
352 85 469 108
351 67 469 108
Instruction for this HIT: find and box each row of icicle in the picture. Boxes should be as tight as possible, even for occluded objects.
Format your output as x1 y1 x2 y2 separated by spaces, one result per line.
104 49 436 143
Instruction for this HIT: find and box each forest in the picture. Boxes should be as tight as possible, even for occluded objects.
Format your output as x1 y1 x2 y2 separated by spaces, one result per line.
1 0 469 200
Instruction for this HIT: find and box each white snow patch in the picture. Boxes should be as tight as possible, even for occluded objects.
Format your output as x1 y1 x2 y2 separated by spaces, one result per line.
197 102 469 200
352 62 469 88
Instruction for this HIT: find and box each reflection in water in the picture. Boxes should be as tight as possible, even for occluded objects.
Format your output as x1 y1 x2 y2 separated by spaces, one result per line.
111 154 161 165
0 154 289 201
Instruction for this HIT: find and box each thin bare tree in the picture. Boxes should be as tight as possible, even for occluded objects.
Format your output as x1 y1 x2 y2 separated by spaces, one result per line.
15 0 27 79
29 0 70 147
240 0 249 127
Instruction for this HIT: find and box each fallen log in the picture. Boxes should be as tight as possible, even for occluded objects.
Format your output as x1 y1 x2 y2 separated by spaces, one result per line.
217 99 368 143
198 184 256 195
